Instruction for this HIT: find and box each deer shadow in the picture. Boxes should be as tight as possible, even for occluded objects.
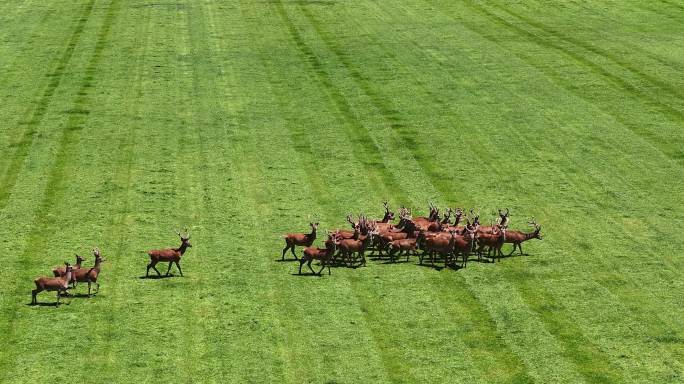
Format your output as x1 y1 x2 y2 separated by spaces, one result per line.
275 258 299 262
139 274 177 279
291 272 325 277
27 301 71 307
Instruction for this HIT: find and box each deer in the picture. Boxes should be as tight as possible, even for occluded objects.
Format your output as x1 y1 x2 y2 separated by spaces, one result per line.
32 263 73 306
417 230 459 268
387 237 418 262
337 222 378 267
413 202 440 230
504 219 542 256
476 208 510 235
299 232 340 275
52 254 86 287
452 223 479 268
72 248 105 296
475 221 506 261
372 202 396 231
145 229 192 277
428 208 452 232
281 221 318 260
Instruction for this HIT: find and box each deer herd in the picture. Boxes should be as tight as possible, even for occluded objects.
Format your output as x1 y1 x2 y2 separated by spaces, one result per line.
283 202 543 276
30 229 192 306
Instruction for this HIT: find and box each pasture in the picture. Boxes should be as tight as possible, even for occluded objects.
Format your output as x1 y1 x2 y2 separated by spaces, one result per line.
0 0 682 382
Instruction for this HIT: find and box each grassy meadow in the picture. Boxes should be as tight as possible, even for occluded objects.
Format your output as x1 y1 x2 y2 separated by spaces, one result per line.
0 0 682 382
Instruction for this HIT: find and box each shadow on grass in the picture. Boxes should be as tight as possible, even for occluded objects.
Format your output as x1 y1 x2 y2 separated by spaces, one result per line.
139 274 178 279
275 258 299 262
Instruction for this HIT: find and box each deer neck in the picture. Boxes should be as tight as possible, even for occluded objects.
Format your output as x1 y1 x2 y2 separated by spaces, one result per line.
524 231 537 241
63 269 72 287
93 259 102 272
177 242 190 255
308 228 317 241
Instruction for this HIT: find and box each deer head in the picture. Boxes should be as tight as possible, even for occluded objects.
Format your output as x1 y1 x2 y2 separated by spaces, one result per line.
177 228 193 248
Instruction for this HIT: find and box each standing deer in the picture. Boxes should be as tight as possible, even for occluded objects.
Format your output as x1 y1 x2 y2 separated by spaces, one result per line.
73 248 105 296
53 254 86 287
145 229 192 277
475 221 506 261
32 263 73 306
282 222 318 260
504 219 542 256
337 223 378 267
299 232 340 275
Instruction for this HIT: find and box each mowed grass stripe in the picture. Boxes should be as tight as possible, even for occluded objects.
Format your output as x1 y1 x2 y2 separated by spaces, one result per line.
455 0 684 164
0 0 121 380
0 0 96 209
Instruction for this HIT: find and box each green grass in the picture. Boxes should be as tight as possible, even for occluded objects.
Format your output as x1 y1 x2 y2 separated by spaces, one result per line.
0 0 682 382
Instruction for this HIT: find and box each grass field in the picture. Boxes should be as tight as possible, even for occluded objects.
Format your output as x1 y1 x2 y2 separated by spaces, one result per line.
0 0 682 382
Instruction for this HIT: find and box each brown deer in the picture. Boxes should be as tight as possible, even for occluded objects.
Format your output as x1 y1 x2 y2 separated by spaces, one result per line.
504 219 542 256
73 248 105 296
52 254 86 287
331 214 357 240
146 229 192 277
453 223 479 268
418 230 459 268
32 263 73 306
299 232 340 275
387 238 417 262
281 222 318 260
337 223 378 267
476 209 510 235
475 221 506 261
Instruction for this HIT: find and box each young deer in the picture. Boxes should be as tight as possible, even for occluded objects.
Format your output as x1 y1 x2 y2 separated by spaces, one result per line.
504 219 542 256
32 263 73 306
146 230 192 277
52 254 86 287
281 222 318 260
73 248 105 296
299 232 340 276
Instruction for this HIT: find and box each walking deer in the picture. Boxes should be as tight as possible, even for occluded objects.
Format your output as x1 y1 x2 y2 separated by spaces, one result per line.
282 222 318 260
299 232 340 275
504 219 542 256
145 229 192 277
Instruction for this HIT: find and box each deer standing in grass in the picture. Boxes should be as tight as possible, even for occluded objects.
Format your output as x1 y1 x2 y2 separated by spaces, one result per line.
53 254 85 287
282 222 318 260
32 263 73 306
299 232 340 276
504 219 542 256
146 230 192 277
73 248 105 296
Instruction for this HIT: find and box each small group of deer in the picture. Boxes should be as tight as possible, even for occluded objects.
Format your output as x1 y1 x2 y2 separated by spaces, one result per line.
281 202 543 274
31 248 105 306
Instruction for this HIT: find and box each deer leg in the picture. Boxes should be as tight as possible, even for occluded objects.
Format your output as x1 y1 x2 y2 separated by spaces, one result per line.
56 291 60 307
31 289 38 305
175 261 183 277
165 262 173 276
307 260 316 275
290 245 298 260
316 260 326 276
281 245 290 261
360 250 367 267
88 281 92 297
519 243 524 255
